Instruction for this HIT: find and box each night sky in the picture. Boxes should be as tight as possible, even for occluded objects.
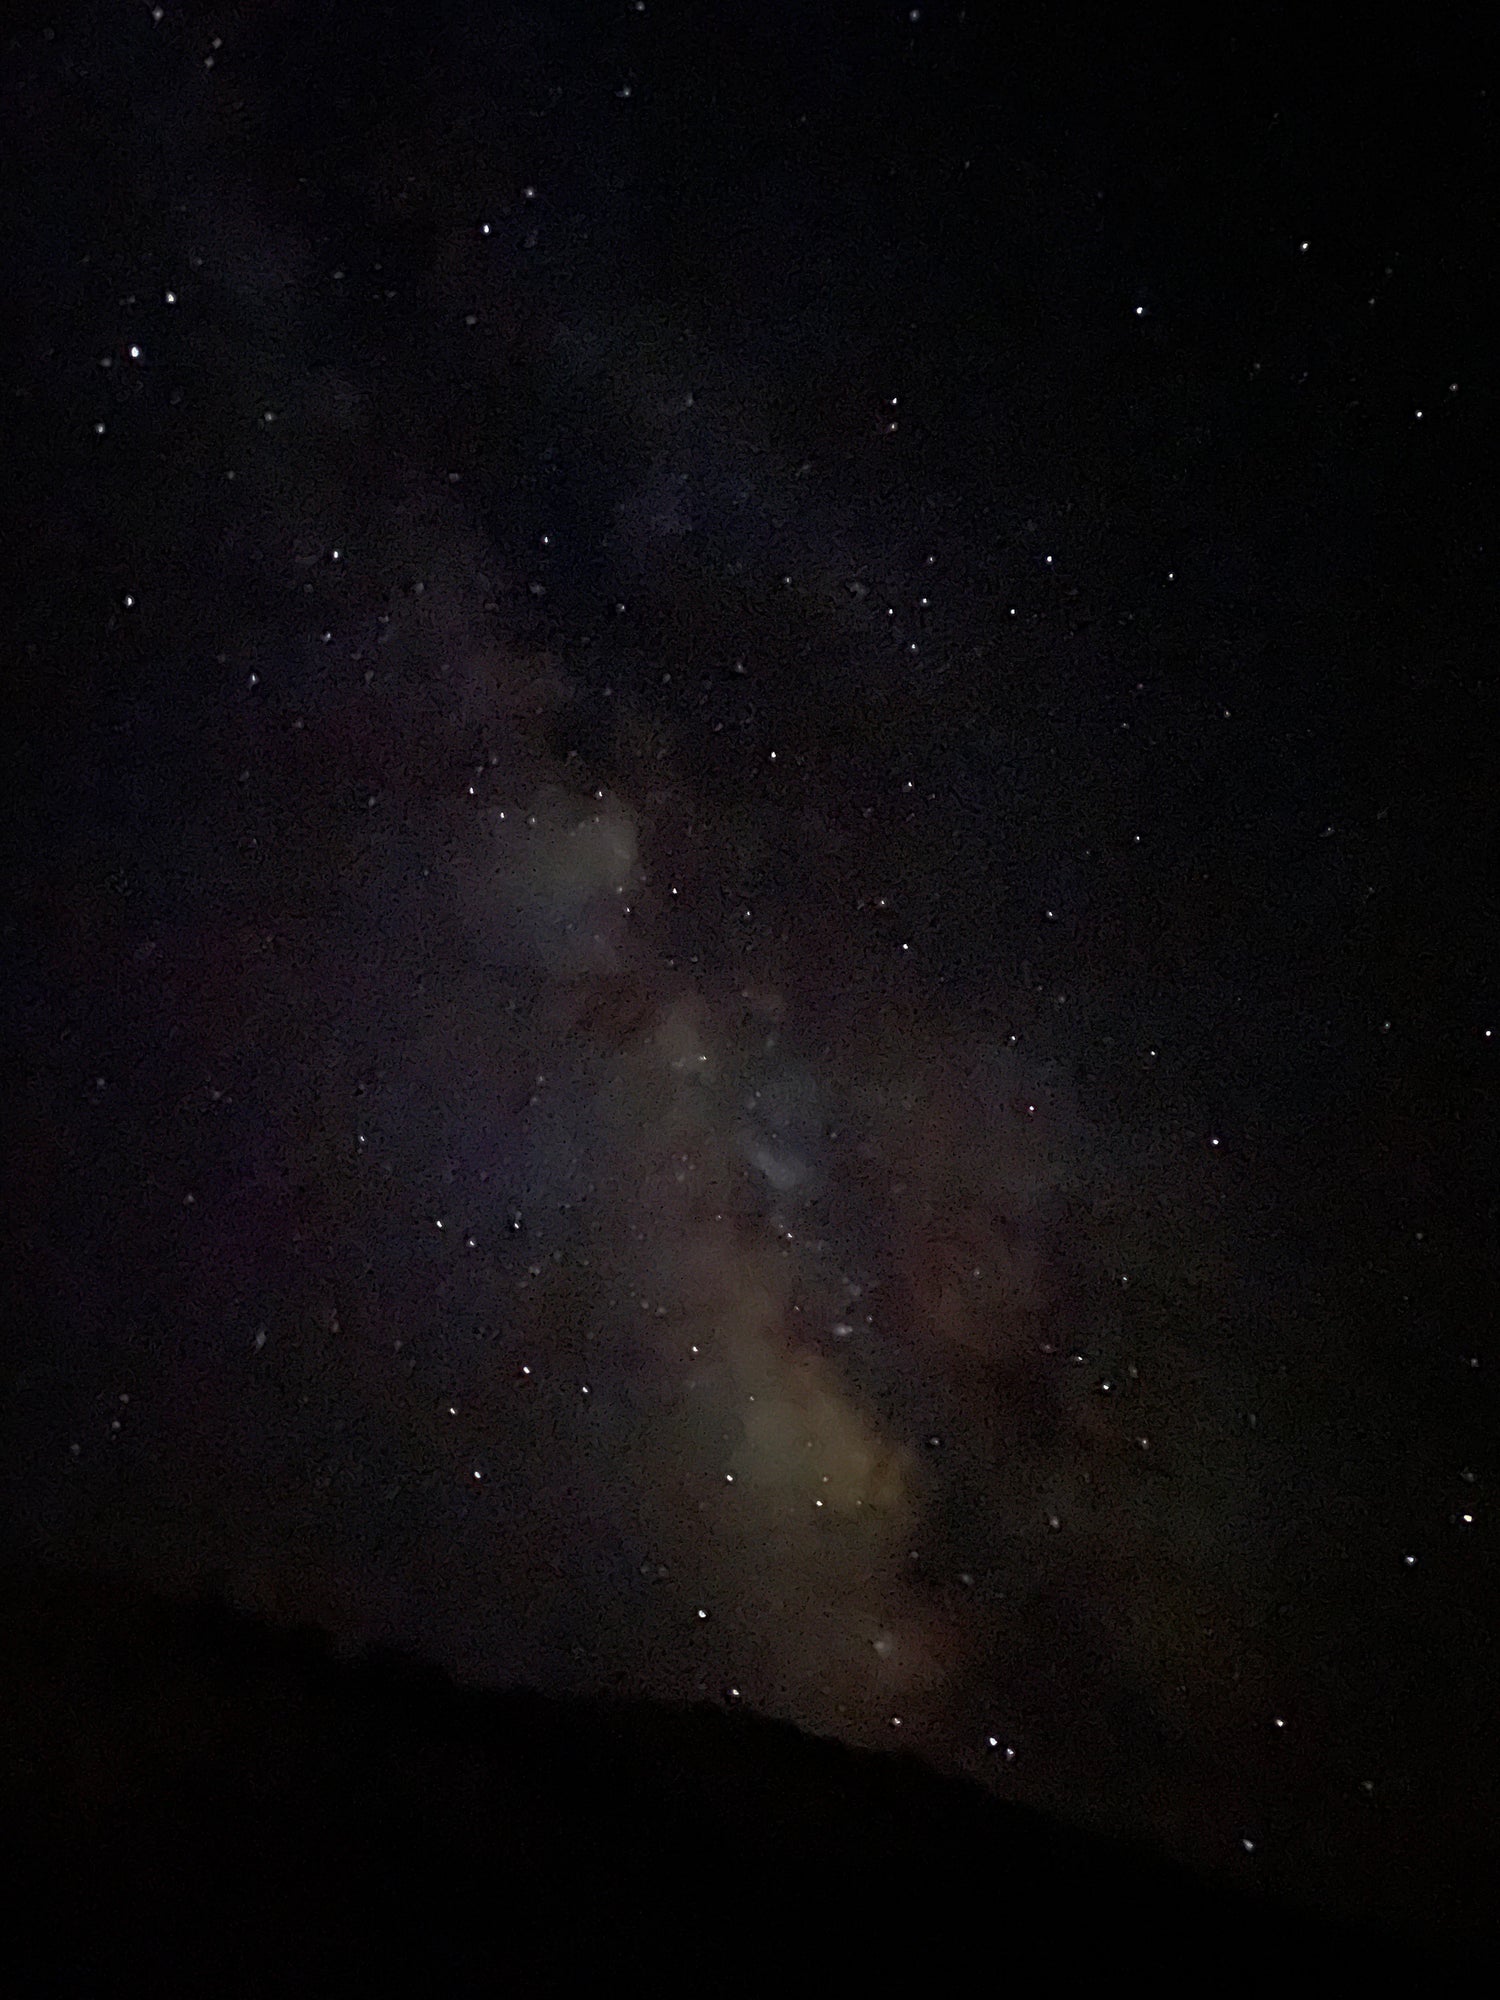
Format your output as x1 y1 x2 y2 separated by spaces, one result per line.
5 0 1495 1951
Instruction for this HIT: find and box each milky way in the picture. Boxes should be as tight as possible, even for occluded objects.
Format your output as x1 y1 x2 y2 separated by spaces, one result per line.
7 0 1493 1949
9 459 1267 1827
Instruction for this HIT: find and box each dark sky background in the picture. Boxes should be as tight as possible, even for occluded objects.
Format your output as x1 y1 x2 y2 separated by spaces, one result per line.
4 0 1495 1949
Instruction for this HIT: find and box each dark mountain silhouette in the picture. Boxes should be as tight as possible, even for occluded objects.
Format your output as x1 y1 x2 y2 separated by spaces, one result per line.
2 1563 1484 1992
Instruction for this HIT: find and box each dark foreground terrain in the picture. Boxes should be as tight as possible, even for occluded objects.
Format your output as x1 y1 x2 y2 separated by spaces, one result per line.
3 1566 1487 1992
